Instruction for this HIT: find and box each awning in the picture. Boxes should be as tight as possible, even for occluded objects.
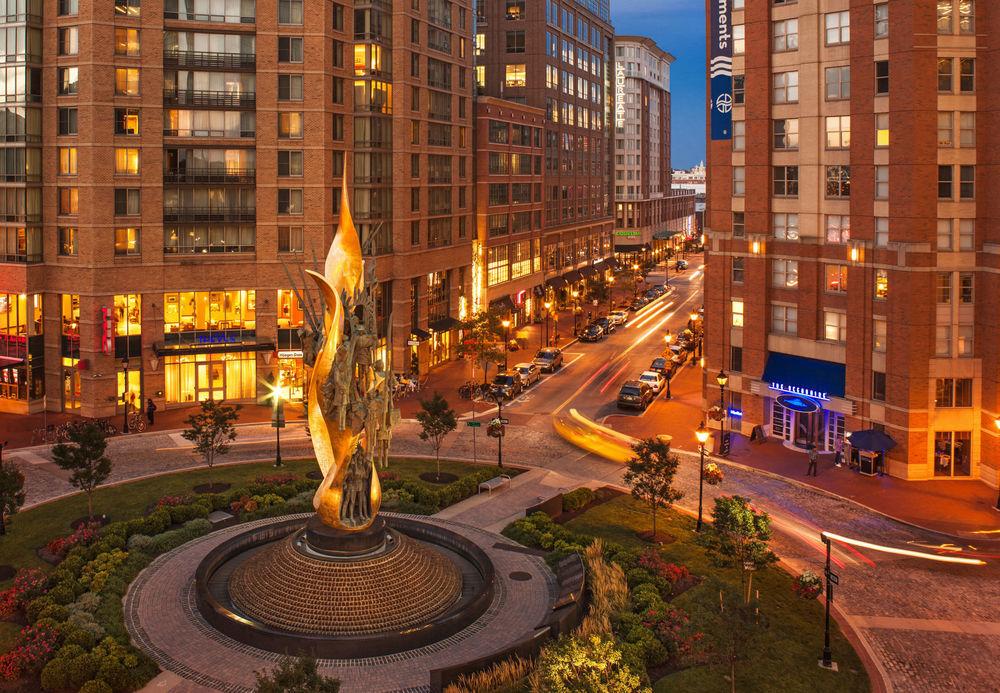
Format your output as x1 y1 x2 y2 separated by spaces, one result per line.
607 258 622 271
614 243 651 253
0 355 23 369
410 327 432 341
653 229 681 241
579 265 599 278
562 270 583 283
154 341 275 357
428 316 461 332
489 295 516 314
546 276 568 289
761 352 846 399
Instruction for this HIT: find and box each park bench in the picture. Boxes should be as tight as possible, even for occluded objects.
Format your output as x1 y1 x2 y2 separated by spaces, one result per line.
478 474 512 495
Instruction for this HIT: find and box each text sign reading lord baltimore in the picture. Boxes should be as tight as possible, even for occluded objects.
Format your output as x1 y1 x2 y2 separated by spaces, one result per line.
710 0 733 140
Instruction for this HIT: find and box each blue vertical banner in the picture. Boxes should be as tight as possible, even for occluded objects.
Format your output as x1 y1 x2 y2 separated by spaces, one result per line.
709 0 733 140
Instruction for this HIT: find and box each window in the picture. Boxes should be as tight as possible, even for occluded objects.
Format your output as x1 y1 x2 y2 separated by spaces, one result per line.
733 121 745 151
114 0 140 17
825 115 850 149
411 187 420 211
875 269 888 300
938 165 953 199
959 112 975 147
771 304 797 334
114 28 140 56
825 11 850 45
58 67 79 95
277 189 303 214
875 166 888 199
505 64 526 87
938 57 954 92
825 265 848 293
505 30 525 53
773 19 798 52
731 299 744 327
733 24 744 55
875 114 889 147
937 219 953 250
115 68 139 96
873 318 886 352
936 273 952 303
875 217 889 247
937 112 953 147
874 60 889 95
936 378 973 408
773 71 798 103
774 213 799 240
114 227 140 256
278 37 303 63
278 226 303 253
278 0 303 24
959 219 974 250
959 165 975 199
58 147 77 176
58 108 77 135
730 346 743 373
733 74 745 105
959 273 973 303
824 311 847 342
773 166 798 197
59 227 77 256
114 148 140 175
59 188 78 215
874 3 889 38
772 259 798 289
58 27 79 56
278 75 303 101
59 0 78 15
114 108 140 135
278 112 303 138
277 151 303 176
826 165 850 198
773 119 798 150
957 324 973 356
733 212 745 238
826 215 850 244
733 167 745 196
114 188 140 216
934 431 972 476
872 371 886 402
732 257 745 284
825 66 850 100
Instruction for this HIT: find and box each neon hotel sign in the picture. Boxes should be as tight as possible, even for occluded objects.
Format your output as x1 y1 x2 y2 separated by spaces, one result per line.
768 383 830 402
614 62 626 128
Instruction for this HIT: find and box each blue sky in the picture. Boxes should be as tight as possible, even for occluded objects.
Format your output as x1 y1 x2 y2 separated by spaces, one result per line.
612 0 706 169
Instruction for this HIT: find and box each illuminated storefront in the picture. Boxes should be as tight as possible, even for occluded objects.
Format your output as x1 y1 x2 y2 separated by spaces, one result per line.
163 351 257 403
61 294 80 410
276 289 305 402
0 293 43 412
114 293 142 409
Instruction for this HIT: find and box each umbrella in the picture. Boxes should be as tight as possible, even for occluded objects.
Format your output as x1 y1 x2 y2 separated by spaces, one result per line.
847 429 897 452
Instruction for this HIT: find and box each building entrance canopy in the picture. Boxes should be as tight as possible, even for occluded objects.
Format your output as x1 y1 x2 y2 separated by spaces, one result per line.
761 352 846 400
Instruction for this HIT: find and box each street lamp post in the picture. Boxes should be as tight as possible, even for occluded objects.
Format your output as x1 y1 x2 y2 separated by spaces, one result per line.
543 301 552 347
607 275 615 311
695 421 710 532
995 418 1000 510
501 319 511 370
664 331 673 399
716 370 729 454
272 388 285 468
632 263 640 298
493 392 504 469
121 358 129 434
821 534 835 669
690 312 702 359
571 290 579 335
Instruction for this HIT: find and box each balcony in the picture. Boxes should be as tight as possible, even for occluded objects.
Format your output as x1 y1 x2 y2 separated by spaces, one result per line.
0 251 41 264
164 50 255 70
163 128 255 138
163 207 256 222
163 168 256 184
163 89 255 108
428 109 452 122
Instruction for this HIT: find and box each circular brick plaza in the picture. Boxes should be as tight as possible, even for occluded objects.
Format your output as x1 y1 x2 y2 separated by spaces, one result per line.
125 513 557 693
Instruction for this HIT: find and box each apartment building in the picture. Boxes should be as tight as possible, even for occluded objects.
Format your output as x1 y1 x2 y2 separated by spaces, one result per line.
474 0 616 318
0 0 474 416
613 35 696 260
704 0 999 488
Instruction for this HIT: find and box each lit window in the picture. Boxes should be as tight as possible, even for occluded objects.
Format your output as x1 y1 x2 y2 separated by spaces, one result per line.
114 227 140 256
278 112 303 138
58 147 78 176
875 269 888 300
115 68 140 96
731 299 744 327
114 28 140 56
505 64 526 87
873 318 886 352
823 311 847 342
825 265 848 293
114 147 140 175
875 113 889 147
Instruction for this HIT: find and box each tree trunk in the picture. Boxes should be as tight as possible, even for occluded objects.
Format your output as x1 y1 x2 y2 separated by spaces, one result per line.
87 490 94 521
651 505 657 541
435 447 441 480
746 571 754 605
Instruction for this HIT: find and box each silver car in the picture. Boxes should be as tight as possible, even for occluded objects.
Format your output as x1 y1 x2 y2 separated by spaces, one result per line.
513 362 541 387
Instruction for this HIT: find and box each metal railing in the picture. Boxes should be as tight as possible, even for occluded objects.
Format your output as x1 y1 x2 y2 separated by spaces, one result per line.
163 89 255 108
162 207 256 222
164 50 255 70
163 169 256 183
163 128 255 138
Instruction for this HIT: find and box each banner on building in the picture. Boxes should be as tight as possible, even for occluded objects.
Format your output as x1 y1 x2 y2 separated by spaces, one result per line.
709 0 733 140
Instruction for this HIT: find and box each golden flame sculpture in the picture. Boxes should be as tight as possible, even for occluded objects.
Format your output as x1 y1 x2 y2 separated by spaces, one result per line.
305 169 396 531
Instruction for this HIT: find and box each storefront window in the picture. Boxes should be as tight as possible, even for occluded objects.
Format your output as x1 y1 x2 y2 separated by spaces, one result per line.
114 294 141 335
276 289 304 329
934 430 971 476
163 290 256 332
0 293 42 403
62 293 80 338
163 352 256 403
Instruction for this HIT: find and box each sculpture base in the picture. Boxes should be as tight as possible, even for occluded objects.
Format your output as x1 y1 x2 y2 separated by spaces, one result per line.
302 515 388 557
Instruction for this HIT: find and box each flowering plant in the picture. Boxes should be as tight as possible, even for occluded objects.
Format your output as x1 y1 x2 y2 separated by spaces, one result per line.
642 607 704 662
253 473 299 486
45 523 99 558
702 462 724 486
0 622 59 681
638 549 691 586
155 494 191 508
0 568 47 617
230 495 259 514
377 470 400 482
793 570 824 600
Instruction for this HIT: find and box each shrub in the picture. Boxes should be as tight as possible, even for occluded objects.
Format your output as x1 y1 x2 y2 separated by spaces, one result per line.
80 551 129 594
637 549 690 593
532 634 650 693
40 654 72 690
154 494 190 508
579 540 628 637
126 534 155 553
46 524 100 558
37 603 70 623
254 657 340 692
80 680 114 693
562 487 595 513
0 567 48 617
0 621 60 682
445 656 533 693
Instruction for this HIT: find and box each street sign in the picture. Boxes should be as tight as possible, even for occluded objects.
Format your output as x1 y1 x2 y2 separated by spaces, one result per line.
499 417 510 424
466 420 482 428
406 339 419 346
826 572 839 585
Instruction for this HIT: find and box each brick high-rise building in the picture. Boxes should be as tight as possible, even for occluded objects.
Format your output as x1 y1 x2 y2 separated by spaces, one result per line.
474 0 615 323
0 0 474 416
704 0 999 489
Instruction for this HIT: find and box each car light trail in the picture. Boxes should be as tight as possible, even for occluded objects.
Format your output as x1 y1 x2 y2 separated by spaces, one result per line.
822 531 987 566
599 360 632 394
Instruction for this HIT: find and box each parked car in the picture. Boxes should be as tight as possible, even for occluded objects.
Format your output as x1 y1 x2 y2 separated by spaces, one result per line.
628 297 648 311
489 372 523 400
652 284 670 297
579 323 604 342
608 309 629 326
649 357 673 377
617 381 654 410
644 289 659 301
638 370 666 394
594 316 615 334
533 347 563 372
675 259 689 271
513 362 540 387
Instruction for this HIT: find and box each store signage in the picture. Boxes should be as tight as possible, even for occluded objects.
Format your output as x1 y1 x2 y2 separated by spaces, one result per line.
728 408 743 418
407 339 420 346
769 383 829 401
195 331 241 345
709 0 733 140
614 62 626 128
614 230 641 237
776 394 820 414
277 350 303 359
100 308 114 355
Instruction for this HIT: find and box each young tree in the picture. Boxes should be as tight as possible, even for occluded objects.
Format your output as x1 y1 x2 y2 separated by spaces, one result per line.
51 422 112 521
254 657 340 693
416 392 457 481
533 634 651 693
623 438 683 542
181 400 242 492
706 577 768 693
0 458 26 535
699 495 778 603
457 310 505 385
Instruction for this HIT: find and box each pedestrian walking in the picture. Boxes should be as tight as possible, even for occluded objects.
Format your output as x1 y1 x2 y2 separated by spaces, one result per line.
145 398 157 427
833 437 844 467
806 444 818 476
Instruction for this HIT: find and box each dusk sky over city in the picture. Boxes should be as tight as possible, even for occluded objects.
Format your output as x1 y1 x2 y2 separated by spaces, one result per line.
614 0 706 168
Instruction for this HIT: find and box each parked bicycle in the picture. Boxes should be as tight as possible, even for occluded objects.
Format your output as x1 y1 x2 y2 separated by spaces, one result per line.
126 410 147 433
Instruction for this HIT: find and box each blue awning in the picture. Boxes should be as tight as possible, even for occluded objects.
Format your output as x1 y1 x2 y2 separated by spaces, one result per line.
761 352 846 399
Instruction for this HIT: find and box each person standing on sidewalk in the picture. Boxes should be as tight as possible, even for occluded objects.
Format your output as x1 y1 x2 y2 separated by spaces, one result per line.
833 437 844 467
146 398 157 427
806 444 818 476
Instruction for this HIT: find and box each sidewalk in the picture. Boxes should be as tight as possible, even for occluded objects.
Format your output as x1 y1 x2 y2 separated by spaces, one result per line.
605 363 1000 539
